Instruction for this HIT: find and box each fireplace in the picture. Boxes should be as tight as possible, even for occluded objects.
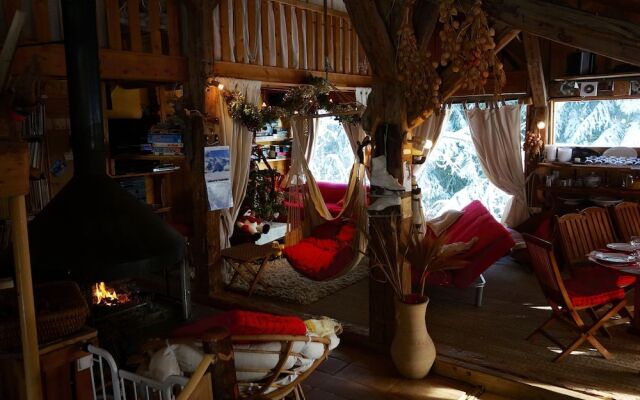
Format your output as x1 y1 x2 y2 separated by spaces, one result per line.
25 0 191 320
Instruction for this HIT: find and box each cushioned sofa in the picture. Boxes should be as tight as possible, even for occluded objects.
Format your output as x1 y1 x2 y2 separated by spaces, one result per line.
419 200 516 306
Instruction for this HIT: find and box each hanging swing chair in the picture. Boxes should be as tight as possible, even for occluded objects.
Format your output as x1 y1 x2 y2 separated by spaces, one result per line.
282 117 368 281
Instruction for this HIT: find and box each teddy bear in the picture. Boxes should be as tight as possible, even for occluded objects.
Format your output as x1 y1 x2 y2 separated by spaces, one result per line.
232 210 270 244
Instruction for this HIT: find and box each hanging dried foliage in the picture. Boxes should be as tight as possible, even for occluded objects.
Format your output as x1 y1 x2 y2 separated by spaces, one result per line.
395 0 505 122
222 76 363 132
523 130 543 160
439 0 505 93
397 0 442 116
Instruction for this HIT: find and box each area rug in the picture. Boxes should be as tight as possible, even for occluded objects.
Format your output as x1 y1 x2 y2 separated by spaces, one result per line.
224 257 369 304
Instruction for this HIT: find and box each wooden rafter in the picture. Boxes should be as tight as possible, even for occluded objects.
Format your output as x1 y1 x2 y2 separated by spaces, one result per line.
479 0 640 67
523 33 547 108
343 0 396 79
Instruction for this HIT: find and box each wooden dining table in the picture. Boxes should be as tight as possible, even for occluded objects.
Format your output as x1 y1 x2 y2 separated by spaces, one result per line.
589 252 640 334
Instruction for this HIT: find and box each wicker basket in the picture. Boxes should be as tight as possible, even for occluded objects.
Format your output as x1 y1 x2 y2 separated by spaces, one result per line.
0 281 89 351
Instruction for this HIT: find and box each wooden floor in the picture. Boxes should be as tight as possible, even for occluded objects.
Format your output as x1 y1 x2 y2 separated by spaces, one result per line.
246 256 640 399
303 343 512 400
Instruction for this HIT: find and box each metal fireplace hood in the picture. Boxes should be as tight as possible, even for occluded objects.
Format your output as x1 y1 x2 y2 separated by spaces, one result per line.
28 0 186 282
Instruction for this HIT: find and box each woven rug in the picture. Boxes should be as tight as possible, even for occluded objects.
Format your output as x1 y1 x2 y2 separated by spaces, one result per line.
224 257 369 304
427 257 640 400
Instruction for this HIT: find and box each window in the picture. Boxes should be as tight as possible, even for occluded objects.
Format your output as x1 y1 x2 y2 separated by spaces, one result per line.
416 103 526 220
309 117 355 183
553 98 640 146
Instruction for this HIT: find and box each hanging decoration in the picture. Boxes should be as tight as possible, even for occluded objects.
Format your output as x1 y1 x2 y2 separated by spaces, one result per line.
438 0 505 93
396 0 505 123
523 130 543 161
397 0 442 116
221 76 363 133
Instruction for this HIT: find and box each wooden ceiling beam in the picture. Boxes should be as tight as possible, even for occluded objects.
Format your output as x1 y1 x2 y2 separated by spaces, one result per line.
343 0 396 80
479 0 640 67
522 33 547 107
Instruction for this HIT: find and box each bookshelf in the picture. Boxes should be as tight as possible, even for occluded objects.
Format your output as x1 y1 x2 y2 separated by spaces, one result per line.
103 83 185 222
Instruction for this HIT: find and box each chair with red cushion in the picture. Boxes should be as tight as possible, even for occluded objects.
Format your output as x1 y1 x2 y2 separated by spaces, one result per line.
523 233 631 362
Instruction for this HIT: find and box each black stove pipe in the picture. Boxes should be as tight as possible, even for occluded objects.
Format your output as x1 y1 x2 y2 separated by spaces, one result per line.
61 0 106 176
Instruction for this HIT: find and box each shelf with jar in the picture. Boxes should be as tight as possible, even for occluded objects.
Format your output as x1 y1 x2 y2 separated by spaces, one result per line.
534 159 640 212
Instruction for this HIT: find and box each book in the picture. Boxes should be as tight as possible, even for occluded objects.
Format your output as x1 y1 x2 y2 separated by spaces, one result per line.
148 133 183 144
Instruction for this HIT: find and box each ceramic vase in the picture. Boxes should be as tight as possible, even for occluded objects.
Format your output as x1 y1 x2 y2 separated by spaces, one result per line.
390 295 436 379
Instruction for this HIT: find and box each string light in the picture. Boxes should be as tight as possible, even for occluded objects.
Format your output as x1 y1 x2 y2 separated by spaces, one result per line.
425 139 433 150
536 120 547 130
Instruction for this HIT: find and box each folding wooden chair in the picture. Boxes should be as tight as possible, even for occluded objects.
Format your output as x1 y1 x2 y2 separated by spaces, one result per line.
556 207 617 268
611 201 640 242
523 233 630 362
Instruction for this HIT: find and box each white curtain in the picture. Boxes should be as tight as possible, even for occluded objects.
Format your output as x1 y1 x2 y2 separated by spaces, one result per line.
411 111 447 173
466 104 530 227
217 77 262 248
342 87 371 156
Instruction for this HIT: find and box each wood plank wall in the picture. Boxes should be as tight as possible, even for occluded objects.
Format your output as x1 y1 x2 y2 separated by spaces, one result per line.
1 0 182 57
214 0 369 76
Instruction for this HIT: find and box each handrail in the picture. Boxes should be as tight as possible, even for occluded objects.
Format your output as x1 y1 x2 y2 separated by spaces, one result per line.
214 0 369 76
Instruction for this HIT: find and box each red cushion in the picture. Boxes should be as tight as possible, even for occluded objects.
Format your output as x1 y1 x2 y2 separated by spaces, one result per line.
425 270 452 286
445 200 513 257
578 267 637 288
560 274 626 308
311 220 344 239
171 310 307 338
284 239 354 280
336 223 356 243
317 181 348 204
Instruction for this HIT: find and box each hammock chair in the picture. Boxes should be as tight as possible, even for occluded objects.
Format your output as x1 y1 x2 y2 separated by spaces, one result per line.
283 117 368 281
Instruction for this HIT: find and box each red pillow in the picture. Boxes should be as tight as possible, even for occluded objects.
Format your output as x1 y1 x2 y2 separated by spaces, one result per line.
171 310 307 338
311 221 344 239
284 239 354 280
336 223 356 243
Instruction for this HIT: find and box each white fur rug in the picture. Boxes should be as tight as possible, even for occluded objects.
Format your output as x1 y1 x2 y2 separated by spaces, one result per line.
224 257 369 304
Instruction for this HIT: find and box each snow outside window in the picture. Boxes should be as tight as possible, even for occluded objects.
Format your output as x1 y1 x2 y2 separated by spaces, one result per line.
309 117 355 184
553 98 640 146
416 103 526 220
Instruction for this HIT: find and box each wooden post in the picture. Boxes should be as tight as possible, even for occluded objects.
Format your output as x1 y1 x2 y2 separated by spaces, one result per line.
2 142 43 400
202 327 240 400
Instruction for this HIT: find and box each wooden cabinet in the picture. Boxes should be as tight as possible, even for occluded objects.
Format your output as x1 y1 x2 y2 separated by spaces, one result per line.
0 328 98 400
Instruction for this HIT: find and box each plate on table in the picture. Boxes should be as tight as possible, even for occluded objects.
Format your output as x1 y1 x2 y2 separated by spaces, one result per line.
606 243 638 252
590 251 635 263
591 196 623 207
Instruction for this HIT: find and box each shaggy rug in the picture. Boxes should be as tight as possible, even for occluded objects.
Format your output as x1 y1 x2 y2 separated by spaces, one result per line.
224 257 369 304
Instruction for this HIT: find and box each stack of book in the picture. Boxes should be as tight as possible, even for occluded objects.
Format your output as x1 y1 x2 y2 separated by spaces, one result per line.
27 141 43 169
148 132 183 156
22 104 45 138
28 179 50 214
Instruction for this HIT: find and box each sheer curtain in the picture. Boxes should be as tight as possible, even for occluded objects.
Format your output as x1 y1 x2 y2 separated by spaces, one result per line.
217 77 262 248
466 104 529 227
342 87 371 156
411 110 446 173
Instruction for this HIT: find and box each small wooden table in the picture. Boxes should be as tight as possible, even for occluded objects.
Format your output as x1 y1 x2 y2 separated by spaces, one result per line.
222 242 280 296
589 254 640 333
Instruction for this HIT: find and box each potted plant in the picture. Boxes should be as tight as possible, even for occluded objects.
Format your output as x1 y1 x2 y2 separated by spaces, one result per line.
368 220 472 379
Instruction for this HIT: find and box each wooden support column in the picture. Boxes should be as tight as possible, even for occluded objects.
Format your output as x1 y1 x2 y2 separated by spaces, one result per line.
1 143 43 400
523 33 547 108
183 0 220 300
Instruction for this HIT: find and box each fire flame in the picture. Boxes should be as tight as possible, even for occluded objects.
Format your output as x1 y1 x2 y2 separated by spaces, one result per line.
93 282 129 306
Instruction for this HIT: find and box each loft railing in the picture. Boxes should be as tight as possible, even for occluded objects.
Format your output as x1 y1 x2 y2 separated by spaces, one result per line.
1 0 182 57
214 0 369 76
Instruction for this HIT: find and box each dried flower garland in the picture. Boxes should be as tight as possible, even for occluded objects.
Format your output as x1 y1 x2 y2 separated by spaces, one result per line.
439 0 505 93
523 130 543 160
396 0 505 123
222 76 363 132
